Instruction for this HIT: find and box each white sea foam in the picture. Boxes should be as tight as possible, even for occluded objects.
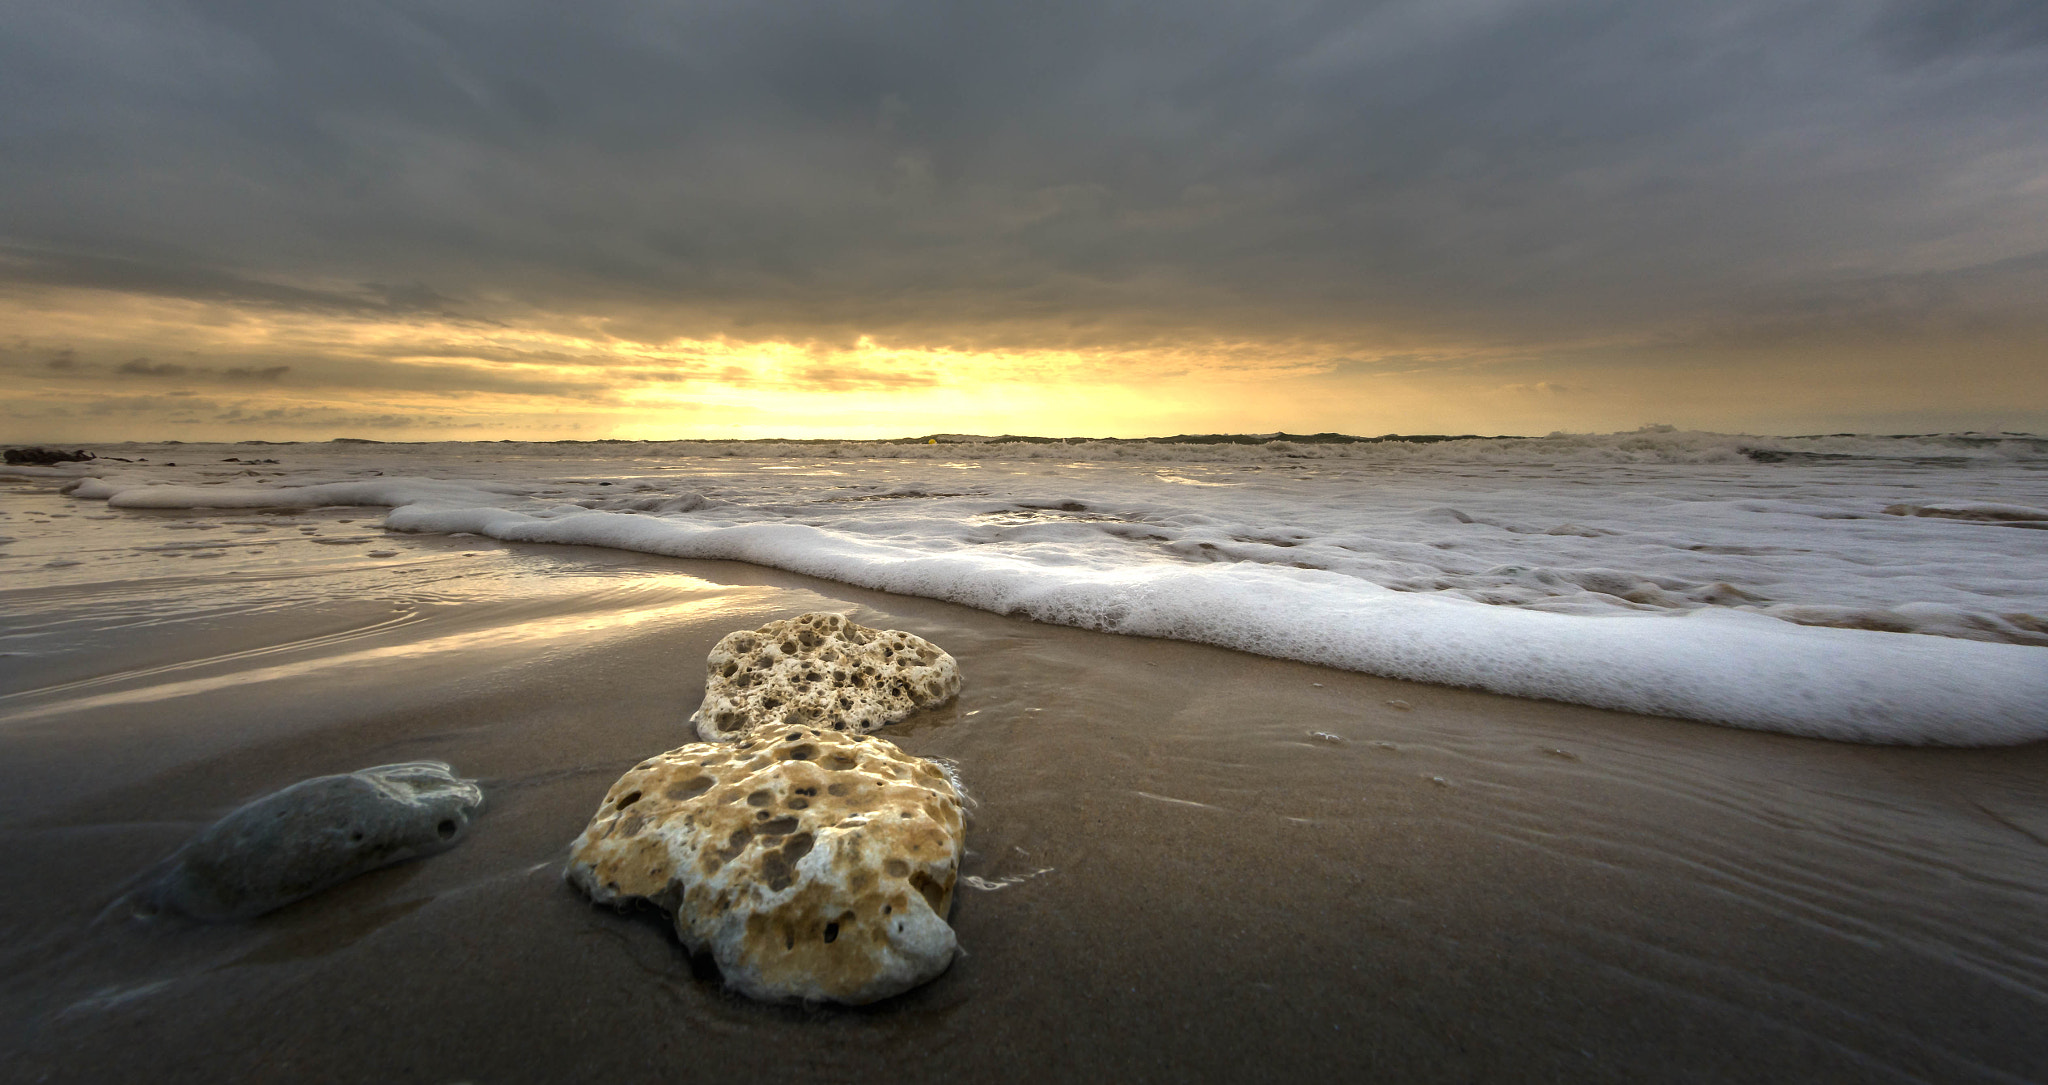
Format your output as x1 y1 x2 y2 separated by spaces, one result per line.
32 430 2048 744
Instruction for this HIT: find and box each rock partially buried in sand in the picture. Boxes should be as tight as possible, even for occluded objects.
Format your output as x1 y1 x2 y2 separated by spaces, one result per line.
689 613 962 742
567 728 964 1005
149 761 483 921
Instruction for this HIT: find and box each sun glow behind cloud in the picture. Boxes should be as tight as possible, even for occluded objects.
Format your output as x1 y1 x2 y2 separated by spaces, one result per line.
5 285 1450 442
7 276 2047 443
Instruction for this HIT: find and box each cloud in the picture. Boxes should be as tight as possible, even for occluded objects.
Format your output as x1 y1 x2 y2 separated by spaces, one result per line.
1873 0 2048 64
80 393 220 416
2 0 2042 353
790 364 941 393
1671 248 2048 351
0 244 485 321
117 357 188 377
222 365 291 381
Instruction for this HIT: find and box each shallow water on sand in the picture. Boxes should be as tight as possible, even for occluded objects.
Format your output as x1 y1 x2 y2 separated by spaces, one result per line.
3 488 2048 1082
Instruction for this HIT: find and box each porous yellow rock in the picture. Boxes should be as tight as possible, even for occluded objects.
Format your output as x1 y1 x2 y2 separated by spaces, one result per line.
567 727 965 1005
689 612 961 742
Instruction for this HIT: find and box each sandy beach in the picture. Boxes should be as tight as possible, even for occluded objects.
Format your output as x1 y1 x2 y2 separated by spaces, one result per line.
5 484 2048 1083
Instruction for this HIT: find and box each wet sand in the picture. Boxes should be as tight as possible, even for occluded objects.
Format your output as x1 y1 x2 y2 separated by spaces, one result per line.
4 497 2048 1082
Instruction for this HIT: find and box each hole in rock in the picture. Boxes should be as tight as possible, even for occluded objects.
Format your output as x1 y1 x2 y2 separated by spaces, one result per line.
758 816 800 837
909 871 947 913
761 853 795 893
746 790 772 806
615 790 642 809
665 775 716 801
823 922 839 944
437 819 457 840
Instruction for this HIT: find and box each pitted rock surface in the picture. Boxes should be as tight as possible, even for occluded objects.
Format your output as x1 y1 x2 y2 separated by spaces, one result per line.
567 728 964 1005
150 761 484 921
689 613 961 742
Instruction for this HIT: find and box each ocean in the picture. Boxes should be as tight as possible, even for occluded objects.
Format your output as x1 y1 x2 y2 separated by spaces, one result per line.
12 429 2047 743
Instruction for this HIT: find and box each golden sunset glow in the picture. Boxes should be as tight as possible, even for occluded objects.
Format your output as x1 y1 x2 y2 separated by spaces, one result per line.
8 276 2044 443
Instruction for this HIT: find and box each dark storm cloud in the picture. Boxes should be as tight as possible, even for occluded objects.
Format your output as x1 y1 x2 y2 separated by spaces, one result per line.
1702 251 2048 347
1875 0 2048 63
3 0 2046 353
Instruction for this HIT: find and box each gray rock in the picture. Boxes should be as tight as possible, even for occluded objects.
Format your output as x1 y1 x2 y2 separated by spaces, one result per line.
150 761 483 921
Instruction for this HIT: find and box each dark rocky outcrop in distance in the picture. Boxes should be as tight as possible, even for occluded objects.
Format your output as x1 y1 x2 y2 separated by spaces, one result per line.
5 447 95 465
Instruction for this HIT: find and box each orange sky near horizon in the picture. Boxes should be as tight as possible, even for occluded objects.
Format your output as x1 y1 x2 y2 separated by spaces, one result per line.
6 282 2042 444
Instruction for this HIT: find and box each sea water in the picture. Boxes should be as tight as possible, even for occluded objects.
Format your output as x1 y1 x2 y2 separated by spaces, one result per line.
6 429 2045 744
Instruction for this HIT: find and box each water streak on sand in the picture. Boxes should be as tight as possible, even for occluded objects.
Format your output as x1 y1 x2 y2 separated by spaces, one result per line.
0 594 745 726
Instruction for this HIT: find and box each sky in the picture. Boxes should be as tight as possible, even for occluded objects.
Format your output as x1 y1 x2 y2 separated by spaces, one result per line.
3 0 2045 442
